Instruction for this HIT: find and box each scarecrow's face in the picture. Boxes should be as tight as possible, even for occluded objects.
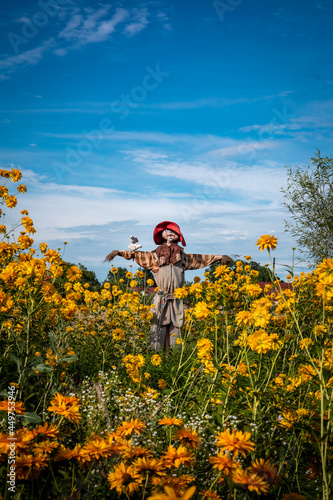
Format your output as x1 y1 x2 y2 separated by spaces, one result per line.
162 229 179 244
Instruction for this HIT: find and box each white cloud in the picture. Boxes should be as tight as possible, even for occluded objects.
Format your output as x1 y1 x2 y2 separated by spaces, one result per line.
58 6 150 46
1 5 158 76
123 149 287 199
0 39 54 70
123 8 149 36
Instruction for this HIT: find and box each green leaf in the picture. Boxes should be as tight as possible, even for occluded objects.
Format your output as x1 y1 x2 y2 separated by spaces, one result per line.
59 355 78 363
49 333 59 356
0 390 9 398
35 363 54 373
18 412 41 424
8 352 21 373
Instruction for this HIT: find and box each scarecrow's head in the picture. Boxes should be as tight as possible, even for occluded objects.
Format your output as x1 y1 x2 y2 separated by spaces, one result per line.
153 221 186 246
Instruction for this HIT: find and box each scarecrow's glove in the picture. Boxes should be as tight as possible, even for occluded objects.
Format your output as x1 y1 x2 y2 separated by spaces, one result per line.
104 250 119 262
220 255 232 265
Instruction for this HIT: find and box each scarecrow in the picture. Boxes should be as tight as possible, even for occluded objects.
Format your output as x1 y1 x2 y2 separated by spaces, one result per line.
105 221 231 353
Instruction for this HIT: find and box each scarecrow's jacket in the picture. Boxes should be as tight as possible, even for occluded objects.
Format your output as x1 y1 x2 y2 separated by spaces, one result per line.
118 247 222 328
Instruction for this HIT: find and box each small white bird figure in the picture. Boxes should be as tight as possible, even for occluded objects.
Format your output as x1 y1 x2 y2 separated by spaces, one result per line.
128 235 142 251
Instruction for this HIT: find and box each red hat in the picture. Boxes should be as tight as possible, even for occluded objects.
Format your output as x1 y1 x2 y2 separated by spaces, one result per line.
153 221 186 246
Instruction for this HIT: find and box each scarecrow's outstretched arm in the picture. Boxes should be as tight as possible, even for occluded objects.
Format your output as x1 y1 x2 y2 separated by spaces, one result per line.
104 250 133 262
104 250 158 272
184 253 231 271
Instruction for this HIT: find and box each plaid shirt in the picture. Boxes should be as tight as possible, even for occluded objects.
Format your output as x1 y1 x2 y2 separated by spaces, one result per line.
118 250 222 273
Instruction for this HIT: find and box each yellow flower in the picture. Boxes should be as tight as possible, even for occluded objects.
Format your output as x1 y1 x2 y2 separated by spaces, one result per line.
39 242 48 253
11 168 22 182
17 184 27 193
299 338 314 350
147 278 155 286
243 284 262 297
235 310 253 327
113 328 125 341
130 280 138 288
151 354 162 366
5 195 17 208
0 186 8 197
244 255 252 261
193 301 210 320
315 258 333 284
142 387 159 399
173 287 188 299
158 379 167 389
256 234 278 252
214 265 229 278
313 325 326 336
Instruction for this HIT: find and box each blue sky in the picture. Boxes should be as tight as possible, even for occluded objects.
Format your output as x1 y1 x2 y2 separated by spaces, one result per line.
1 0 332 281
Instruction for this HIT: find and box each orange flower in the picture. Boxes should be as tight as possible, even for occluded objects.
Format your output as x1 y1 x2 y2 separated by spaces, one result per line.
47 392 81 423
158 416 183 426
148 485 196 500
250 458 278 483
122 445 153 460
32 422 59 439
215 429 255 458
133 457 166 477
81 435 120 461
33 440 59 454
0 399 25 414
232 469 270 494
107 461 143 495
55 444 84 462
174 427 201 449
209 450 241 475
162 444 194 468
116 418 146 437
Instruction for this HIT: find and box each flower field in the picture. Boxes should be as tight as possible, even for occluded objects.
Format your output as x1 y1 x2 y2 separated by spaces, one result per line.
0 170 333 500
